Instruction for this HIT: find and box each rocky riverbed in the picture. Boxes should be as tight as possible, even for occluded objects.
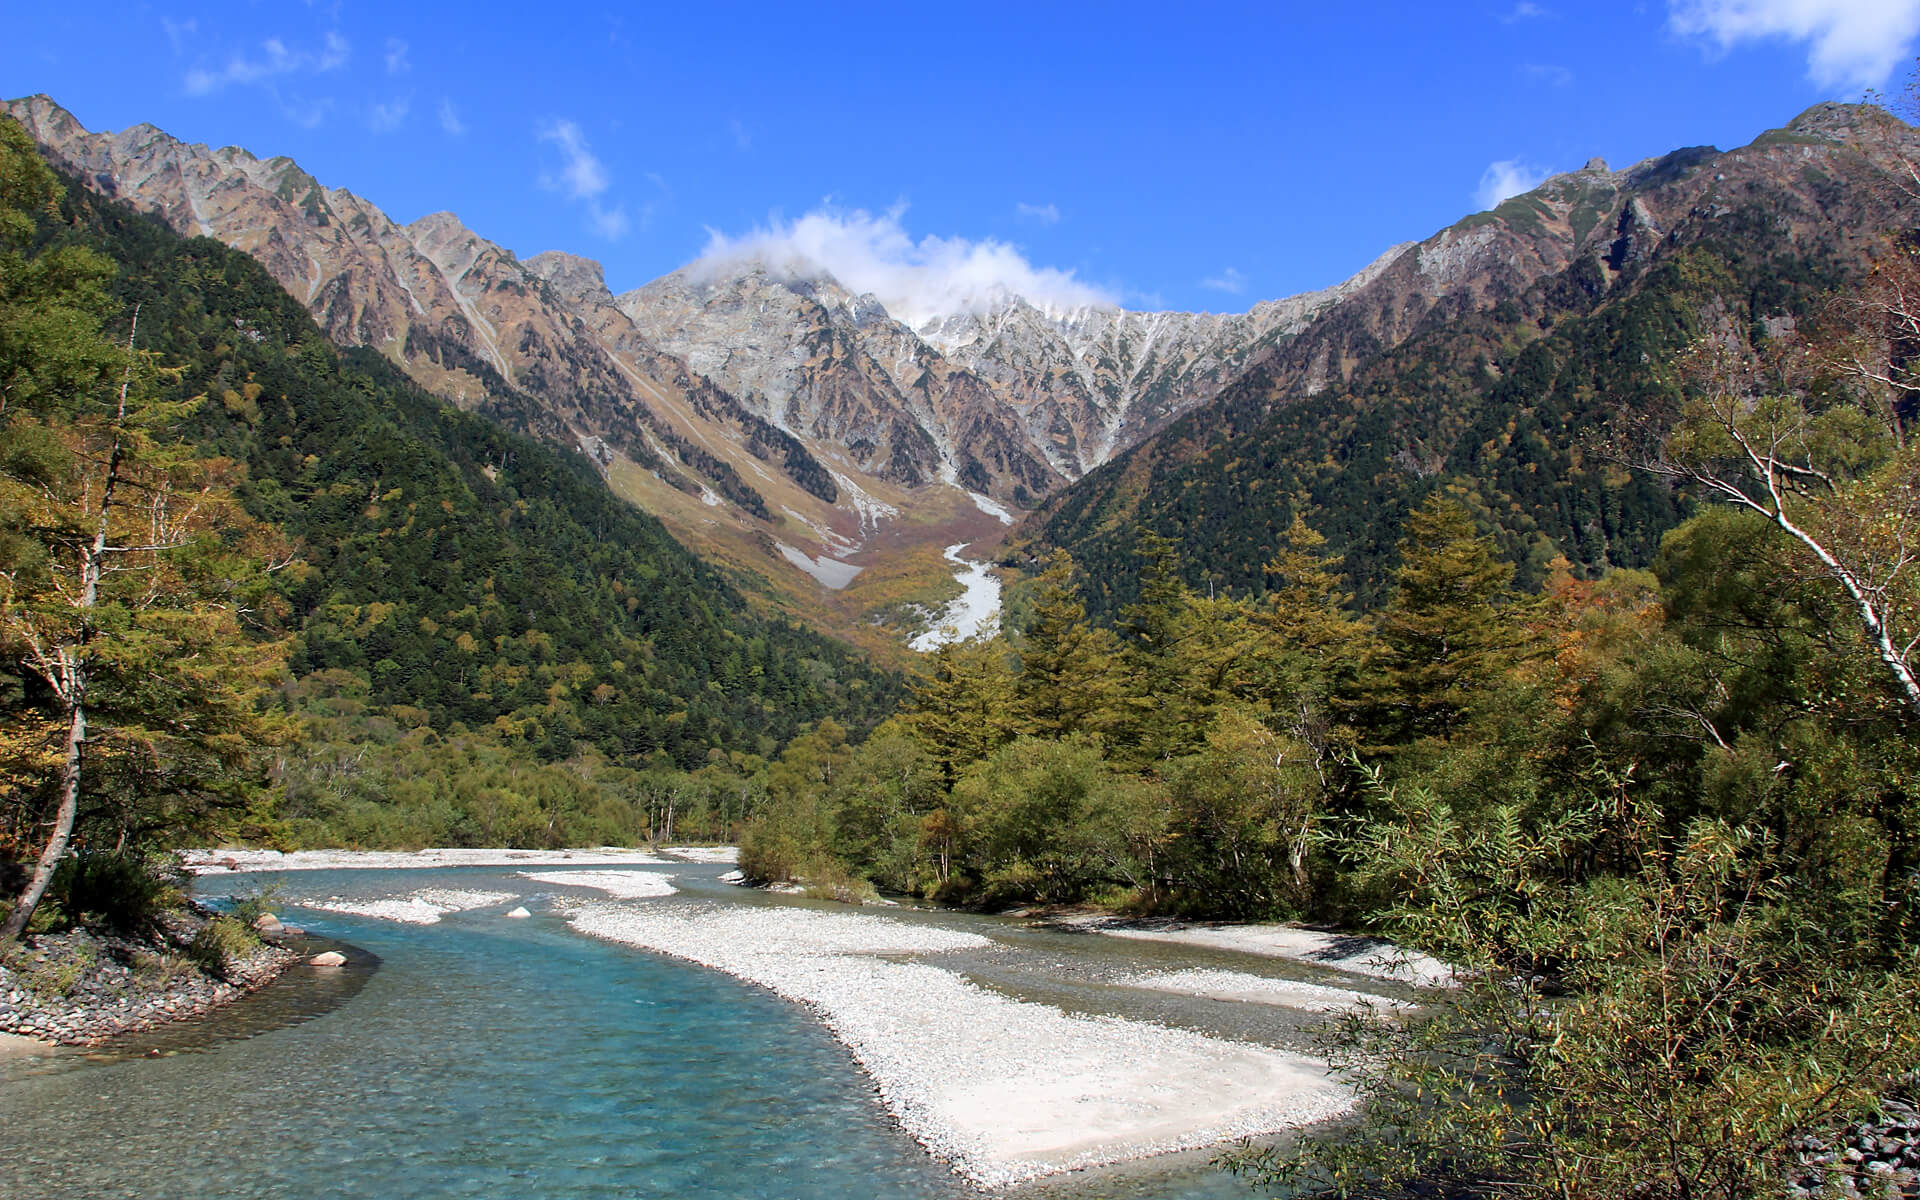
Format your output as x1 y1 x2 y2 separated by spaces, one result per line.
1786 1083 1920 1198
567 899 1355 1189
0 908 297 1046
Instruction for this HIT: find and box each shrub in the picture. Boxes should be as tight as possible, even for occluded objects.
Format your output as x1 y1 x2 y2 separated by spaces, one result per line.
1223 772 1920 1200
228 882 286 928
49 852 187 933
187 915 258 980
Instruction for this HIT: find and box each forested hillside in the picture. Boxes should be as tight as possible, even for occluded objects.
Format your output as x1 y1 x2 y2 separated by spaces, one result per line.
1020 111 1910 616
7 133 896 788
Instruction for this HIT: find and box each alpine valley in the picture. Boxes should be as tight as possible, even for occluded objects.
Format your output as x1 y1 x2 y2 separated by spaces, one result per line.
9 46 1920 1200
17 94 1906 652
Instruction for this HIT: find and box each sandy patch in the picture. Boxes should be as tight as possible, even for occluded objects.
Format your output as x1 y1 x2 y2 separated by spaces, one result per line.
299 888 516 925
1086 921 1453 988
182 847 666 874
1123 968 1410 1012
518 871 677 899
0 1031 59 1058
656 840 737 860
657 845 739 864
568 903 1351 1188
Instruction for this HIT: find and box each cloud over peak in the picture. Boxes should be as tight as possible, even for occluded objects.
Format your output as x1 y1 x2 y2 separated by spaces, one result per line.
1201 267 1247 294
538 120 628 240
691 207 1118 327
184 31 349 96
1474 159 1553 210
1669 0 1920 89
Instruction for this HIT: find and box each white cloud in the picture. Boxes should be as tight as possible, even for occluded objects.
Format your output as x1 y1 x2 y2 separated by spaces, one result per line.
162 18 197 55
281 98 333 130
691 206 1119 326
1501 2 1552 20
540 120 611 200
591 207 631 239
184 31 349 95
1201 267 1247 294
729 119 752 151
1669 0 1920 89
385 38 410 75
1475 159 1553 210
369 96 410 133
538 120 629 240
1521 61 1575 86
438 98 465 136
1015 201 1061 224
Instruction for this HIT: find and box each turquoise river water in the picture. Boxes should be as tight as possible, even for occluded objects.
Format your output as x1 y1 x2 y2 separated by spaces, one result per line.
0 863 1383 1200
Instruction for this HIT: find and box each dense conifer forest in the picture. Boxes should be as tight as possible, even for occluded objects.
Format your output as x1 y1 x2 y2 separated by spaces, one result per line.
1022 169 1867 616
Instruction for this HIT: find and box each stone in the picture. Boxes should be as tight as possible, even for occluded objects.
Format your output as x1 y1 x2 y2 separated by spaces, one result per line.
504 907 531 919
308 951 346 967
251 913 283 934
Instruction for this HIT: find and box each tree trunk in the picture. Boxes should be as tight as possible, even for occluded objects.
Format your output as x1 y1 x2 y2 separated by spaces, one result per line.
3 315 132 942
1 678 84 942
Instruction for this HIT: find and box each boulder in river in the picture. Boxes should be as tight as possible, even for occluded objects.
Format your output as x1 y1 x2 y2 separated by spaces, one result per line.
504 907 531 919
308 951 346 967
251 914 283 934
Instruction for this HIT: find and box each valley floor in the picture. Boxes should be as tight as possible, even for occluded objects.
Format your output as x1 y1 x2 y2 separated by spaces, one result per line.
567 898 1363 1188
152 849 1426 1189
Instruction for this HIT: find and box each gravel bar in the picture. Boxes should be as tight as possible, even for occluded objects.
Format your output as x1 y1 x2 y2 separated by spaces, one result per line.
569 901 1354 1189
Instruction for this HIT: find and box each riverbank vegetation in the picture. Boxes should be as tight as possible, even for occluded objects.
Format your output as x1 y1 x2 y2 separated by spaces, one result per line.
0 118 895 936
3 95 1918 1195
729 122 1920 1198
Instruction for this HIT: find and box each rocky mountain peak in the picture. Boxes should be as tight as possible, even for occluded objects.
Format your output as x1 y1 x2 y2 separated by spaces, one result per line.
526 251 613 308
1785 100 1876 142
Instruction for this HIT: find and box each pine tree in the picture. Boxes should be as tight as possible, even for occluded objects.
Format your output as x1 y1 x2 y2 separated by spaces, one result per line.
900 636 1021 787
1013 550 1119 739
1359 494 1528 747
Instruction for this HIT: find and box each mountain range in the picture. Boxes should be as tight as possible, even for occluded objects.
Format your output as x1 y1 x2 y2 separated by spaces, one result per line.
6 94 1911 644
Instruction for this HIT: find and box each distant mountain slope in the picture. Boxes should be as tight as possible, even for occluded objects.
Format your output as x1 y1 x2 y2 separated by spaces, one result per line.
16 95 1904 643
33 147 899 766
10 94 1406 644
1016 103 1918 616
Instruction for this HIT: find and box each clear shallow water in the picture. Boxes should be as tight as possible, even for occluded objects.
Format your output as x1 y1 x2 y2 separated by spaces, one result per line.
0 866 1311 1200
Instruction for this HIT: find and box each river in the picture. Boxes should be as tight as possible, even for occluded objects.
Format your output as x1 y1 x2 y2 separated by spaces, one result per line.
910 544 1003 651
0 864 1384 1199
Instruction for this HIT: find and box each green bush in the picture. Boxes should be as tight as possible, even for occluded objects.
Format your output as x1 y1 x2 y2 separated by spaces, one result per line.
49 852 187 933
1224 773 1920 1200
227 882 286 928
187 915 258 980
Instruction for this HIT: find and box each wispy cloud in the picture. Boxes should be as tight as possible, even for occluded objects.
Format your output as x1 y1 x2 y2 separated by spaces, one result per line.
184 31 350 95
385 38 410 75
1201 267 1247 294
729 118 752 151
1014 201 1061 225
161 18 197 56
438 98 466 136
538 119 629 240
369 96 410 133
692 206 1119 326
1501 2 1552 21
281 98 333 130
1521 61 1575 86
1475 158 1553 209
1669 0 1920 89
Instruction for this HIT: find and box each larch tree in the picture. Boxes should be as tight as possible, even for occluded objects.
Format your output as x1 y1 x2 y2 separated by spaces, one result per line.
1012 549 1118 740
0 121 288 940
1359 493 1530 747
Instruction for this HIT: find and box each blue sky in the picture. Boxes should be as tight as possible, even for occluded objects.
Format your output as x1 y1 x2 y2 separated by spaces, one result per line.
6 2 1918 315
